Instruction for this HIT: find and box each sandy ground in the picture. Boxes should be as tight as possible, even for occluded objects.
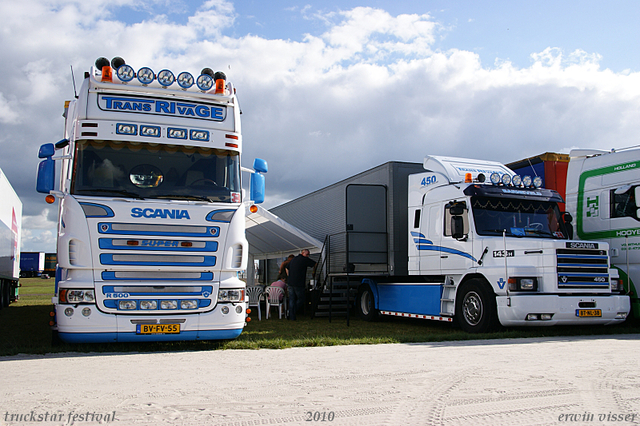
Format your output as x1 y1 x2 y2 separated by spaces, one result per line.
1 335 640 426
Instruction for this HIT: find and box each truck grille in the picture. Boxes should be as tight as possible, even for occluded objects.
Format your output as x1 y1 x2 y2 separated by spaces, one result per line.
95 222 219 313
556 248 609 289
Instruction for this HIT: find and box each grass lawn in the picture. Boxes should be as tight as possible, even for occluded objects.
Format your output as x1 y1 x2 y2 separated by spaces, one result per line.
1 277 639 356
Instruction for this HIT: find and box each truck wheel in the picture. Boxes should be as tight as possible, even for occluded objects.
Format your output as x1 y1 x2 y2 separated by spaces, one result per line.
455 279 497 333
357 284 377 321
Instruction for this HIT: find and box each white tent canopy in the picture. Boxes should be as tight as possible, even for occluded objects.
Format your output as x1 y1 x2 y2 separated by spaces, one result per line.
245 205 322 260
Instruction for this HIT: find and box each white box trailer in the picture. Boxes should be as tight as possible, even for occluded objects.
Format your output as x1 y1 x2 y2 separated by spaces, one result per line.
0 167 22 307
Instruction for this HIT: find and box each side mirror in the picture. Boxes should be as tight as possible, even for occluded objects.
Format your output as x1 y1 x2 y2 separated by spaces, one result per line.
36 158 55 193
452 216 464 240
450 204 465 216
249 158 267 204
250 172 265 204
253 158 268 174
562 212 574 239
38 143 55 159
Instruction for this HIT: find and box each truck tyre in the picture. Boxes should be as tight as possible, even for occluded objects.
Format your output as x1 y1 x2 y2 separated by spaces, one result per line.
3 280 11 307
357 284 377 321
455 279 497 333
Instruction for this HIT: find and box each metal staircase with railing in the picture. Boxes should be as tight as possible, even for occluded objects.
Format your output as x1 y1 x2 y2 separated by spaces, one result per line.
310 231 388 324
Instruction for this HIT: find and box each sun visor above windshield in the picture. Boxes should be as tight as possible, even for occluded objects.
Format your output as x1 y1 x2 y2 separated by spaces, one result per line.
423 155 515 184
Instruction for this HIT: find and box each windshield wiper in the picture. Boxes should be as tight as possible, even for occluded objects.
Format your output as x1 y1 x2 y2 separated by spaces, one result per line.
524 229 555 237
76 189 145 199
153 194 211 202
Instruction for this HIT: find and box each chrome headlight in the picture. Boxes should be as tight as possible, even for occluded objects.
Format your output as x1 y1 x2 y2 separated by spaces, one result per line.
61 289 95 303
218 289 244 303
508 277 538 292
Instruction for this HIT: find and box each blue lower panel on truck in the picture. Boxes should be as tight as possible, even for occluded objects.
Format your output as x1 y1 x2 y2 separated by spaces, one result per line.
376 283 442 316
59 328 243 343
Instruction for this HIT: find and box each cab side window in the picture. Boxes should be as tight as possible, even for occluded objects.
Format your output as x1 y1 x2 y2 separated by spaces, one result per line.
611 186 640 220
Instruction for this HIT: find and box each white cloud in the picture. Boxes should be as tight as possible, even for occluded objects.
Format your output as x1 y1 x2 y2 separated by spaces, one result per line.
22 209 57 230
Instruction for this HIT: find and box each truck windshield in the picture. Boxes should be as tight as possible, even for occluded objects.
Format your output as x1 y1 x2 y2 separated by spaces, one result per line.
71 140 240 203
471 197 567 239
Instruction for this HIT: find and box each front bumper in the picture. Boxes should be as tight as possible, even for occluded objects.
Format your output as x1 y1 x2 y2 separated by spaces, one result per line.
497 294 630 326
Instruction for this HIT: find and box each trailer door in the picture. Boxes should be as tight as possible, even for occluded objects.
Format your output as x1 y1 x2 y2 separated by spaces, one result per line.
346 184 387 272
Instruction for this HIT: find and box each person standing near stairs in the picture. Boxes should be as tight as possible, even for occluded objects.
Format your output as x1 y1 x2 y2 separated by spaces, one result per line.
285 249 316 320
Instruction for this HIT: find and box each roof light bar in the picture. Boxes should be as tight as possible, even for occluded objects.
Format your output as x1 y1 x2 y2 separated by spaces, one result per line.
94 57 229 96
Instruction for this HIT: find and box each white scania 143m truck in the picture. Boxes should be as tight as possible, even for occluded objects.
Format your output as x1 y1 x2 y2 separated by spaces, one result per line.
37 57 267 343
352 156 630 332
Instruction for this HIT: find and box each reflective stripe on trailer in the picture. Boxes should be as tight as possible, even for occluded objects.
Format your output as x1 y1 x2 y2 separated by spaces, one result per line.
380 311 453 322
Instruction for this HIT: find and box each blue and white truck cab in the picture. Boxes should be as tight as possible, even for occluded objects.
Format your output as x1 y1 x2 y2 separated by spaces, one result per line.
359 155 630 332
37 57 267 343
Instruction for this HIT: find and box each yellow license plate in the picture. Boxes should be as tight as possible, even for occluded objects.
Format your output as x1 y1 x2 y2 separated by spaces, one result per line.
136 324 180 334
576 309 602 317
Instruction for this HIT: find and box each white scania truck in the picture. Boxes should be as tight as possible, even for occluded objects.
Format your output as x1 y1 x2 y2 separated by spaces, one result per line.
565 147 640 318
37 57 267 343
357 156 630 332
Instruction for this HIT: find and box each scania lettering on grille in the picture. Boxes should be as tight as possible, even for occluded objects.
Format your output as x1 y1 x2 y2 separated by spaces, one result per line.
131 208 191 219
99 95 226 121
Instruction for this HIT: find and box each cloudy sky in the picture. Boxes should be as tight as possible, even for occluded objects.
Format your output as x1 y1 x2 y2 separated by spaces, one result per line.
2 0 640 252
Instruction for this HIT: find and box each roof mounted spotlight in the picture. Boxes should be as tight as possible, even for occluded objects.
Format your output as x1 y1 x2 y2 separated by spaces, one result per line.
177 71 194 89
157 69 175 87
116 64 135 82
201 68 215 78
490 172 501 185
95 57 110 70
111 57 126 70
501 174 512 186
533 176 543 188
137 67 155 85
477 173 486 183
214 71 226 94
197 73 214 91
95 57 112 81
522 175 532 188
512 175 522 187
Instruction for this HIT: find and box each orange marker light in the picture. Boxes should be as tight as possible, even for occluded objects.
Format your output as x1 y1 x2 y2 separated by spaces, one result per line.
465 173 472 183
45 194 56 204
101 65 112 82
249 205 258 213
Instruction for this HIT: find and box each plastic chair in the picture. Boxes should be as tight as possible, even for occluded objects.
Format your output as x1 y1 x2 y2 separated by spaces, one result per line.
265 286 286 319
246 286 263 320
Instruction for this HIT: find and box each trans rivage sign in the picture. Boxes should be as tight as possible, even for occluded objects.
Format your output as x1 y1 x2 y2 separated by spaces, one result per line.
98 95 227 121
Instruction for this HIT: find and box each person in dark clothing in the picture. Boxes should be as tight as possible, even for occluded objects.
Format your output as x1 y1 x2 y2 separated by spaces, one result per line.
285 249 316 320
278 254 295 283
